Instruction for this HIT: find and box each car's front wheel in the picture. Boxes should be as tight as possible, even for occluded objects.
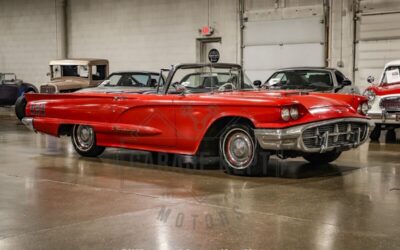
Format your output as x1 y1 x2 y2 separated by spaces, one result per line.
219 123 269 176
302 150 342 164
71 125 105 157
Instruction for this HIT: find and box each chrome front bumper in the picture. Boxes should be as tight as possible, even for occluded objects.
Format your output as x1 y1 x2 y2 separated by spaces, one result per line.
254 118 375 153
368 111 400 125
22 117 35 132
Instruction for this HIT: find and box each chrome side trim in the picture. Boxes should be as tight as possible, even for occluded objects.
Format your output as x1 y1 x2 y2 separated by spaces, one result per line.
22 117 35 132
254 118 375 153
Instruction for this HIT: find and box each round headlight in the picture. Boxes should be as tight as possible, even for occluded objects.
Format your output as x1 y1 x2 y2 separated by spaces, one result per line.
290 107 299 120
358 102 369 115
363 89 376 102
281 107 290 121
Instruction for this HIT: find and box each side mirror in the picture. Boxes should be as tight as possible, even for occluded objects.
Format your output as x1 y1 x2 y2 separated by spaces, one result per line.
367 76 375 84
253 80 262 87
172 82 187 94
341 79 352 86
46 72 51 76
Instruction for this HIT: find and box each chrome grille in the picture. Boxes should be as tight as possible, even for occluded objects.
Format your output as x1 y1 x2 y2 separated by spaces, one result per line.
380 97 400 111
40 85 56 93
302 122 368 150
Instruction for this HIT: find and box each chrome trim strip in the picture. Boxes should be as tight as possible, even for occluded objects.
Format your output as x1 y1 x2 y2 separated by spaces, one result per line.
254 118 375 153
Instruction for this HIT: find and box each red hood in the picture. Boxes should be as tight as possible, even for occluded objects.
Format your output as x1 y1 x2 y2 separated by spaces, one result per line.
366 82 400 96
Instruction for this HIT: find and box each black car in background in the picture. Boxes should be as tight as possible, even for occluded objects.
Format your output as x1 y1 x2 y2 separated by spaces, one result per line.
260 67 360 94
0 73 37 106
76 71 164 93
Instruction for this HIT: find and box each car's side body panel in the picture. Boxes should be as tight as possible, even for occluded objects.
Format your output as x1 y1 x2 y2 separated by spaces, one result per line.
25 90 368 155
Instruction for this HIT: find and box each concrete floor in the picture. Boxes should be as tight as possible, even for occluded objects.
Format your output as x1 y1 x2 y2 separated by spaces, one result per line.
0 107 400 250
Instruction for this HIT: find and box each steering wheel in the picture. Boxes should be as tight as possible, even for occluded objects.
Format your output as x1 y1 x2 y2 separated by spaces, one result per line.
218 82 236 91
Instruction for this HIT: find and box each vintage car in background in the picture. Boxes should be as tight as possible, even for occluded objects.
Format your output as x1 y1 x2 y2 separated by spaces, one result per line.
0 73 37 106
15 58 109 120
364 60 400 141
40 58 109 93
260 67 360 94
77 71 164 94
22 63 373 176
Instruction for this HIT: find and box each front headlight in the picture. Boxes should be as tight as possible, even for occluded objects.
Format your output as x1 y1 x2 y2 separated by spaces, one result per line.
357 102 369 115
281 107 290 121
289 107 299 120
363 89 376 102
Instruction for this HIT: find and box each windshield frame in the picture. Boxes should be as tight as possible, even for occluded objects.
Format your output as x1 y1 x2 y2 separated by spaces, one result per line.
162 63 253 95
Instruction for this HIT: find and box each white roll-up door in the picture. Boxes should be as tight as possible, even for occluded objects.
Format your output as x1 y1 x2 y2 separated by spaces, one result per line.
243 16 326 81
355 12 400 91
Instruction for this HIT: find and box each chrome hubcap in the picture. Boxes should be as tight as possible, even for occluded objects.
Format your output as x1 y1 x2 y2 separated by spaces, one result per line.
74 125 94 151
223 129 254 169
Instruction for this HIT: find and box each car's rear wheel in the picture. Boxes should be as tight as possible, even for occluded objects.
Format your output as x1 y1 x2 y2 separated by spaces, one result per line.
15 95 27 121
71 125 105 157
303 150 342 164
219 123 269 176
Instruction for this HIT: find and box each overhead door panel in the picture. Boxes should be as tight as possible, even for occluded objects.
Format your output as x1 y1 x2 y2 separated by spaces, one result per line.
355 12 400 91
243 15 325 81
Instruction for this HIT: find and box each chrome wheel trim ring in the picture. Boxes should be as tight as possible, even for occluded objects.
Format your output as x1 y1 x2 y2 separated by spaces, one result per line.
222 128 255 170
73 125 95 152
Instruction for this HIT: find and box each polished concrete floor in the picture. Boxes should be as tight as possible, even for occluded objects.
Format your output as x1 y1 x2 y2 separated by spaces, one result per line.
0 107 400 250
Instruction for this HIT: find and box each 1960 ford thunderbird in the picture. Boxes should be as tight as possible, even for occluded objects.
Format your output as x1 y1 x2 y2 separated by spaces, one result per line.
22 63 373 176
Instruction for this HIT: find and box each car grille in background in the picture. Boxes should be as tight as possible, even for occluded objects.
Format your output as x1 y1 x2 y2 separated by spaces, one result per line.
40 85 56 93
302 122 368 150
380 97 400 111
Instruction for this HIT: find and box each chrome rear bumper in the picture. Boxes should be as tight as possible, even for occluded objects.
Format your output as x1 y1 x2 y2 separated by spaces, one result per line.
22 117 35 132
254 118 375 153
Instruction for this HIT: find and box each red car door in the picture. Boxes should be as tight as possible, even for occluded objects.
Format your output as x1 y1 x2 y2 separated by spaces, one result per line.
110 93 176 148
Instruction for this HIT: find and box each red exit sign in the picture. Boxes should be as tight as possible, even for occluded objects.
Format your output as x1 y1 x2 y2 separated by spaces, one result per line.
200 26 214 36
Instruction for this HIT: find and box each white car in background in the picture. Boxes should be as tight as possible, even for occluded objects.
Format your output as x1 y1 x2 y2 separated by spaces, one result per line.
364 60 400 141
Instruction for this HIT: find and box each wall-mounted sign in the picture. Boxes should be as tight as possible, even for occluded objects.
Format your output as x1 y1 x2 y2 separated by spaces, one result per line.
208 49 220 63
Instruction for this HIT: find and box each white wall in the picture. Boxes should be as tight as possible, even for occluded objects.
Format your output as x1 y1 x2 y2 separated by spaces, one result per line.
67 0 239 73
0 0 58 85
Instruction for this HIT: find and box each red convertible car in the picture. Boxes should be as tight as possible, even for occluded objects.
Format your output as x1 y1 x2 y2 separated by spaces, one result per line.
22 63 373 175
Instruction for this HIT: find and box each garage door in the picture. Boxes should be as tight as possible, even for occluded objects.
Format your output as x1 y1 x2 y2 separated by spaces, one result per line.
243 16 326 82
355 12 400 91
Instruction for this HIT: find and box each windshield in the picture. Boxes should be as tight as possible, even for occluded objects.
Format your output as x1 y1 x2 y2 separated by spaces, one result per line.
265 70 333 91
167 65 254 94
381 66 400 85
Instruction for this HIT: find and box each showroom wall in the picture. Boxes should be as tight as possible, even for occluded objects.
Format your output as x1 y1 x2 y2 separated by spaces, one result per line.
0 0 59 85
0 0 240 85
67 0 239 73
